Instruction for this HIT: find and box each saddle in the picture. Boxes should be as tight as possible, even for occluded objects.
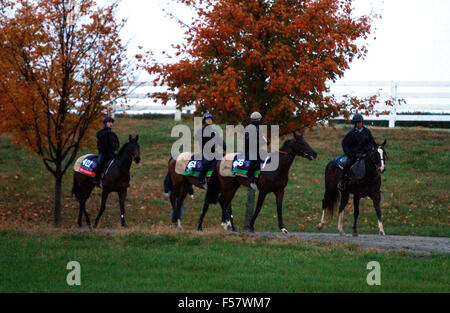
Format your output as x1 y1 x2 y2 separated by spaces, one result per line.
219 153 265 177
73 154 114 178
174 152 216 177
334 154 366 181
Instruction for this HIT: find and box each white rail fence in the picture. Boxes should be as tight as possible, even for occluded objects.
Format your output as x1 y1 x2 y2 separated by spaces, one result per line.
114 81 450 127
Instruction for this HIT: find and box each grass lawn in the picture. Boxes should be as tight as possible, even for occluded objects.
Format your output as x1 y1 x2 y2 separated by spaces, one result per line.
0 229 448 293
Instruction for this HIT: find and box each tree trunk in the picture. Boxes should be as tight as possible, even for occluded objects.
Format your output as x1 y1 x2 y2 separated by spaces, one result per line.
244 188 255 230
53 173 63 227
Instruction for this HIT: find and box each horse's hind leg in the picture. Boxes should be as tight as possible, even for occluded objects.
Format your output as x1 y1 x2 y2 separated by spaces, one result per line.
370 191 385 236
337 192 349 236
249 191 267 233
352 195 360 237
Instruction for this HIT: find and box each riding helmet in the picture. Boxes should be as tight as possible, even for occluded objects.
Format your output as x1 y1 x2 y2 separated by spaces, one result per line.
250 112 262 122
352 113 364 123
202 113 213 123
103 116 115 124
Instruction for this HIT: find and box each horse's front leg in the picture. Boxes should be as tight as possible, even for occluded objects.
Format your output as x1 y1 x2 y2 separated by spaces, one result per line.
275 189 288 234
352 195 360 237
94 190 109 228
197 201 209 231
338 192 349 236
118 188 127 227
370 191 385 236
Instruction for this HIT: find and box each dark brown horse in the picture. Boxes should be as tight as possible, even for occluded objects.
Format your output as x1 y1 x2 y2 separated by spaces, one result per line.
317 140 387 236
72 135 141 228
167 157 229 230
205 132 317 233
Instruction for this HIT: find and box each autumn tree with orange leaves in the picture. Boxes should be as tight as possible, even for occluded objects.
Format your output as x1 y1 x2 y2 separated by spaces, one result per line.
0 0 131 226
148 0 382 132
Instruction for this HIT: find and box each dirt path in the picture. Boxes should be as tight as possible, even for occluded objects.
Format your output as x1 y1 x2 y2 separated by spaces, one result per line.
255 232 450 255
75 227 449 255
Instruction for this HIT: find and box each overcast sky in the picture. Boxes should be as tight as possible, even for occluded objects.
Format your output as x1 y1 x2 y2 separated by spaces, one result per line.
115 0 450 82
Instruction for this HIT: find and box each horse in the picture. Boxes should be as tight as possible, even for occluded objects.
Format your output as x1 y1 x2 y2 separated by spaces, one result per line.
317 140 387 236
207 132 317 234
72 135 141 228
167 157 230 230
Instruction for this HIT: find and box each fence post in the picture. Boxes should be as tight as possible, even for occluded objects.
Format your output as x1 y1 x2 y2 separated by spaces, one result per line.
174 109 182 121
389 81 397 128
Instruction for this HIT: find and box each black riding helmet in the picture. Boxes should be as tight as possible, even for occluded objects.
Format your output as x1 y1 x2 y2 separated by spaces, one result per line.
352 113 364 123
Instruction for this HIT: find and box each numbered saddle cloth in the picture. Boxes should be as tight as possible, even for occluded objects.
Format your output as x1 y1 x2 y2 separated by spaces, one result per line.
175 152 216 177
219 153 263 177
73 154 113 178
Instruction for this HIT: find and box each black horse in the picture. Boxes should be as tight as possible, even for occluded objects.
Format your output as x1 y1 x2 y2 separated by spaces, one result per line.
72 135 141 228
318 140 387 236
167 157 229 230
212 132 317 233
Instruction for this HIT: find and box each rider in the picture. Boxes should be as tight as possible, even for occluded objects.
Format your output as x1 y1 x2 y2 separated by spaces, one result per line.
196 113 226 188
244 112 267 191
338 113 377 191
93 116 120 188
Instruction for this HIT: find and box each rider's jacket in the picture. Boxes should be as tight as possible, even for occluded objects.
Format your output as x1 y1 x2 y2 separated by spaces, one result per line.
96 127 119 157
342 126 376 159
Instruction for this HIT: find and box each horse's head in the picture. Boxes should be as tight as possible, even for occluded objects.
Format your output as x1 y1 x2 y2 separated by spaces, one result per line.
291 131 317 160
368 139 387 174
127 134 141 164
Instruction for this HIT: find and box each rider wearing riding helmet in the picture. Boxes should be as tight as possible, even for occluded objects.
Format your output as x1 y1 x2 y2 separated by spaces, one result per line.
93 116 120 187
195 113 226 188
244 112 267 191
338 113 377 191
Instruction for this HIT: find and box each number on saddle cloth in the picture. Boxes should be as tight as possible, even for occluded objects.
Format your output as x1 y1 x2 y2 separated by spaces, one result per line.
231 155 262 177
183 156 217 177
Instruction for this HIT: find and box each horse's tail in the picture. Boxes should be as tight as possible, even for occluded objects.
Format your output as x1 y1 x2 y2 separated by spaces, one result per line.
322 161 340 217
72 173 81 202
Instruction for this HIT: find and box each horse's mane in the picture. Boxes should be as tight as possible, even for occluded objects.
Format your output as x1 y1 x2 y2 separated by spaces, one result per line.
280 139 295 152
117 142 129 157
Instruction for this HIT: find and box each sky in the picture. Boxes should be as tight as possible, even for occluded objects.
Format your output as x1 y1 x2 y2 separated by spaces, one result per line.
114 0 450 82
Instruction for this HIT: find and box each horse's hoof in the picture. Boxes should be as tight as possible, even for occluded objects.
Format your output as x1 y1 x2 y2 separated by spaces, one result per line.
317 223 323 231
232 228 238 233
221 222 228 231
352 232 358 237
339 231 346 236
197 225 203 232
281 228 289 234
379 231 385 236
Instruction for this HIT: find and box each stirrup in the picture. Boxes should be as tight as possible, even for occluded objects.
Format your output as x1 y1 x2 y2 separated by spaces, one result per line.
248 177 258 191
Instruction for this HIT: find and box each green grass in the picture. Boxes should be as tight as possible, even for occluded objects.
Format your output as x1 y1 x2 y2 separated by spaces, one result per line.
0 230 448 293
2 116 448 237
